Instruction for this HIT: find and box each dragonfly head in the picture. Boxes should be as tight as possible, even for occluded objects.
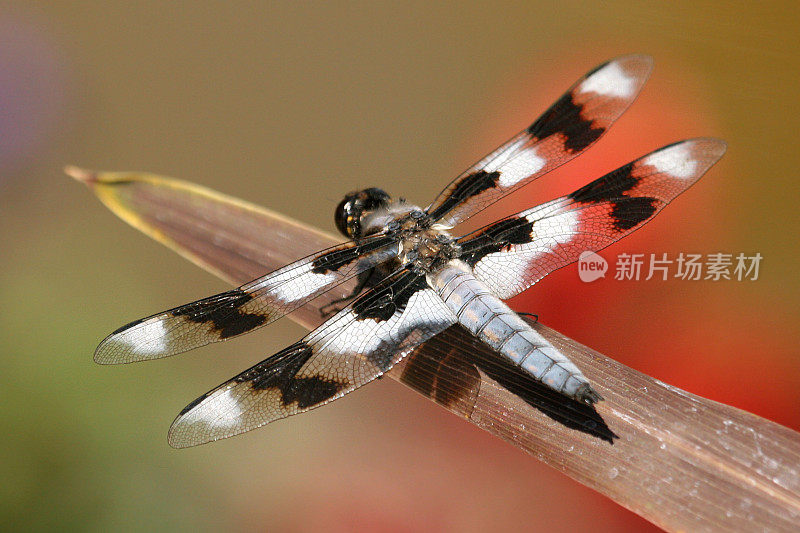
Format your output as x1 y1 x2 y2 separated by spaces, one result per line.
335 187 392 239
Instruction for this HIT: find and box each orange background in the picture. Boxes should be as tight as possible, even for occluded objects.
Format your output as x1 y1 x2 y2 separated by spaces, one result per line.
1 2 797 531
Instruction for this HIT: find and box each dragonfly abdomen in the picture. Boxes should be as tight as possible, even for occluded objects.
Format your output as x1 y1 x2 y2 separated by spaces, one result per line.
429 261 600 403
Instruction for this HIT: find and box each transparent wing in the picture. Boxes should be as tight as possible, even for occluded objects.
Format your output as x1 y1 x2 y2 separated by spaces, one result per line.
458 138 727 299
168 268 457 447
427 54 653 227
95 233 398 364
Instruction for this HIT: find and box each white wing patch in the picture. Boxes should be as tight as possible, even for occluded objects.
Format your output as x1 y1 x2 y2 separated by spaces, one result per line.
268 262 339 304
112 319 168 358
307 288 453 358
482 138 547 188
309 309 386 356
473 206 579 299
530 205 581 242
481 137 527 171
404 288 461 330
578 61 636 98
473 251 533 300
496 148 547 187
178 387 244 432
642 142 699 179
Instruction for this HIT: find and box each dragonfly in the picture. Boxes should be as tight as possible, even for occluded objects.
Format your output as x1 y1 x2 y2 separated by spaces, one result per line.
95 55 726 448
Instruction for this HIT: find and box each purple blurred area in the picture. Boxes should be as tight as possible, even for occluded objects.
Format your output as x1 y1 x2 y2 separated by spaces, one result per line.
1 2 797 532
0 12 66 179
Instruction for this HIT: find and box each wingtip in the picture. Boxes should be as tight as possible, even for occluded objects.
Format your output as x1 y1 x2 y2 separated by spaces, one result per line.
167 417 192 449
167 434 191 449
167 395 232 449
93 338 111 365
93 339 151 365
702 138 728 159
707 137 728 156
93 348 114 365
683 137 729 159
93 335 127 365
654 137 729 159
167 418 214 449
610 53 655 73
580 54 654 99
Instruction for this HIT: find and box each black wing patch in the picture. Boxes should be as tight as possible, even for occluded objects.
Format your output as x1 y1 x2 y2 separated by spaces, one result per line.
526 88 603 153
168 268 457 447
426 54 654 227
426 170 501 223
239 342 345 409
95 233 398 364
169 289 267 339
458 138 727 299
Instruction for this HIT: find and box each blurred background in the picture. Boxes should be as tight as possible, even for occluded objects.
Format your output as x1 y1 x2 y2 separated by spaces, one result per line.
1 2 797 531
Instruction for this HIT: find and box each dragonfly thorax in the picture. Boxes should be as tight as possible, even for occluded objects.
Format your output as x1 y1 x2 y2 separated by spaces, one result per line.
354 197 460 274
398 226 460 275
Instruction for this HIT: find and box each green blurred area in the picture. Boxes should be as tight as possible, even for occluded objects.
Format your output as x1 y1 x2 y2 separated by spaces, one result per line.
1 2 797 531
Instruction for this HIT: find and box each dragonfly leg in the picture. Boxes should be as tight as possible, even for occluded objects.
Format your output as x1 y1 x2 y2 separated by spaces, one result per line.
516 311 539 324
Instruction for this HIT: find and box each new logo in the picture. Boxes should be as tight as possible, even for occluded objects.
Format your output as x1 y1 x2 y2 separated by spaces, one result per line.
578 251 608 282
